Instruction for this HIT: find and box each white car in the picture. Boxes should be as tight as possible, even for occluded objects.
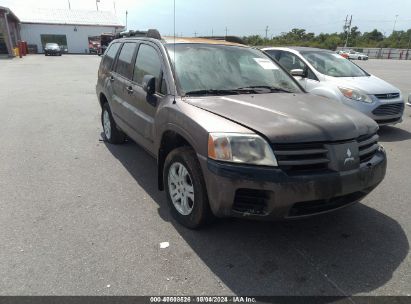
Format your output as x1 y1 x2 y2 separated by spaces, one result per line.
262 47 404 125
347 50 369 60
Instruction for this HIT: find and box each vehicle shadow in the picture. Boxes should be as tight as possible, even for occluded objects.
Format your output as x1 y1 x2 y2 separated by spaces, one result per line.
378 125 411 142
104 139 409 296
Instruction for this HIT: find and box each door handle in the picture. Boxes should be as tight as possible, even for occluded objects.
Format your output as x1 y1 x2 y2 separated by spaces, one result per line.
109 76 114 82
126 86 133 94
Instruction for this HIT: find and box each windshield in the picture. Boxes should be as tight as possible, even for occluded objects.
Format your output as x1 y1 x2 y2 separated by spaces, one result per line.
165 44 302 95
301 51 369 77
46 43 58 48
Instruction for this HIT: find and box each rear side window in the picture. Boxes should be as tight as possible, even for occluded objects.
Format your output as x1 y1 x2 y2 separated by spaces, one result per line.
115 42 137 79
102 43 120 71
133 44 164 93
265 50 281 61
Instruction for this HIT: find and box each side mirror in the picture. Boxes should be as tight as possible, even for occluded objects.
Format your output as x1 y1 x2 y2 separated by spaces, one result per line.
290 69 306 78
142 75 156 95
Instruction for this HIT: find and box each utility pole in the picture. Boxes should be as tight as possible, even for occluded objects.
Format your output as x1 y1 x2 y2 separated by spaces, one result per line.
225 27 228 37
194 31 198 37
125 10 128 30
68 0 71 10
392 14 399 34
96 0 99 11
113 1 116 14
211 28 213 36
265 26 269 39
344 15 352 48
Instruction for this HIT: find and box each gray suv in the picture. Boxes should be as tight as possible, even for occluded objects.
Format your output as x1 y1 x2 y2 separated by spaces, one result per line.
96 31 387 229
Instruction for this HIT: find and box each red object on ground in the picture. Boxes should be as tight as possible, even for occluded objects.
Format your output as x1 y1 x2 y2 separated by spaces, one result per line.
21 41 26 56
18 41 22 58
23 41 28 55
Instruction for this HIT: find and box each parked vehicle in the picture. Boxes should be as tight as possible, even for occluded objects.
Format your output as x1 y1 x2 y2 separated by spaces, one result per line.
263 47 404 125
96 32 386 228
98 33 115 56
408 94 411 107
347 50 369 60
44 43 62 56
337 50 349 59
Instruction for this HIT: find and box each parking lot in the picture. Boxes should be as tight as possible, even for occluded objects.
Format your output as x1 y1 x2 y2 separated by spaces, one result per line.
0 55 410 296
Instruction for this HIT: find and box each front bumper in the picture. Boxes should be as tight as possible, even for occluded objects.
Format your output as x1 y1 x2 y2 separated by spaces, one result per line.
45 49 61 54
199 149 386 220
342 96 404 125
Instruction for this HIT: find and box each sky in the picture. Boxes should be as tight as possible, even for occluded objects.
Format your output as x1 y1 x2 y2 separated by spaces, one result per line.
2 0 411 37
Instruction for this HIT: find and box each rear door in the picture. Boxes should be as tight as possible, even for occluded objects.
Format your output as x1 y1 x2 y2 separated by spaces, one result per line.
110 42 138 129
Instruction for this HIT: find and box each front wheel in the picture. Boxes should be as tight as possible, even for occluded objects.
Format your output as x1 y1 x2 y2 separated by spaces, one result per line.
164 147 213 229
101 103 125 144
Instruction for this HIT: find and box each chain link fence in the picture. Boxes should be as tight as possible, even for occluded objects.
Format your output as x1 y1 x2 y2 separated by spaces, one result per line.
336 47 411 60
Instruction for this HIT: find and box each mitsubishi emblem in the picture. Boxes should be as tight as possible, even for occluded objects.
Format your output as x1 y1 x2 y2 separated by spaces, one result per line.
344 148 355 165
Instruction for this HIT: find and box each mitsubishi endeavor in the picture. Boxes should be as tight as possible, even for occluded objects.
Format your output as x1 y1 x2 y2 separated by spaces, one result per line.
96 31 387 229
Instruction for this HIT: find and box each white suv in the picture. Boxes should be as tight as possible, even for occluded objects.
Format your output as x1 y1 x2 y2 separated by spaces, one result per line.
262 47 404 125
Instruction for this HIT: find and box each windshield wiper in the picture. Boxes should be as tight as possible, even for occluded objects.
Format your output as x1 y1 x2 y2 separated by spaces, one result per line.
184 89 242 96
184 86 292 96
236 86 292 93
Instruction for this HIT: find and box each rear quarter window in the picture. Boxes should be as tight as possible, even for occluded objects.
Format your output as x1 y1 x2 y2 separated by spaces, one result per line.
101 43 121 71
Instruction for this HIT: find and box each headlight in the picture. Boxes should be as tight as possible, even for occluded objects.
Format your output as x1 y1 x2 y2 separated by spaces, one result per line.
338 87 373 103
207 133 278 166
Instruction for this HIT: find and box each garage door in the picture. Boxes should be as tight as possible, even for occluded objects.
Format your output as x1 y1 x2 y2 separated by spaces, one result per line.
40 34 67 52
0 32 8 54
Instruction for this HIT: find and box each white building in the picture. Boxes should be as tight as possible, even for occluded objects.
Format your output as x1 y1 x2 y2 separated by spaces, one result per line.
17 8 124 54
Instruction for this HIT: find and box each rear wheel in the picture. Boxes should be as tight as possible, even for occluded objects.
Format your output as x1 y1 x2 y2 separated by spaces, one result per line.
164 147 212 229
101 102 125 144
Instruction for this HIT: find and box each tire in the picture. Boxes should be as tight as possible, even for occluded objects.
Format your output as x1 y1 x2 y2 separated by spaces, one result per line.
358 56 361 60
101 102 126 144
164 147 213 229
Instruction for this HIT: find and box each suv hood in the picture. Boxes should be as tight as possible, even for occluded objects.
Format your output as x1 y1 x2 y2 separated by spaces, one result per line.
324 75 400 95
184 93 378 143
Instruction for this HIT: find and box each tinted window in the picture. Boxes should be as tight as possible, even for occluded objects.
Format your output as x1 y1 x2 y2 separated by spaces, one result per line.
301 51 369 77
134 44 163 92
102 42 120 71
265 50 281 61
115 43 137 79
278 51 306 72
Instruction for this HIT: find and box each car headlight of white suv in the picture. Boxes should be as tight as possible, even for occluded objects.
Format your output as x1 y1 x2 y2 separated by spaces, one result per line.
338 87 373 103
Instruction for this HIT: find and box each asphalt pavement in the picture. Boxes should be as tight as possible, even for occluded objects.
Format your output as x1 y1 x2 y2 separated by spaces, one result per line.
0 55 410 296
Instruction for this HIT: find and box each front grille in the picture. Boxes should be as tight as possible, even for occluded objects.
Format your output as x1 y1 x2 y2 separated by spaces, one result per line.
374 93 400 100
272 142 329 173
375 117 402 125
232 188 270 215
357 133 379 163
288 191 366 217
372 103 404 116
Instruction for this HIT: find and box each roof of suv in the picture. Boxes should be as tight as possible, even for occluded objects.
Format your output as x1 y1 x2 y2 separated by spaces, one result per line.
262 46 333 53
113 36 246 47
162 36 245 46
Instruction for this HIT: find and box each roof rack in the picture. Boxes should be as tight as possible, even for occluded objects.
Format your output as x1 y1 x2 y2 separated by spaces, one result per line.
115 29 162 40
198 36 245 45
